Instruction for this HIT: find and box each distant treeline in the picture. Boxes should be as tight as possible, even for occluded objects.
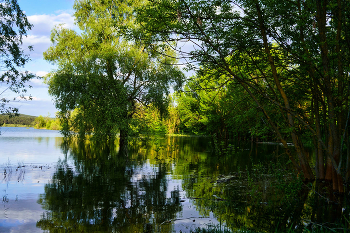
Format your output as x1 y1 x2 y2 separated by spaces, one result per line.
0 114 36 126
0 114 61 130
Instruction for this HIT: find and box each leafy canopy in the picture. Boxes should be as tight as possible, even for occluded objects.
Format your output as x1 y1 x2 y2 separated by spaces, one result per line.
44 0 184 142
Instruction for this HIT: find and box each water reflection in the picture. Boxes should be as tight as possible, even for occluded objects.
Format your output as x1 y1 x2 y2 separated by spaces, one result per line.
37 140 182 232
172 140 350 232
35 136 350 232
0 127 64 233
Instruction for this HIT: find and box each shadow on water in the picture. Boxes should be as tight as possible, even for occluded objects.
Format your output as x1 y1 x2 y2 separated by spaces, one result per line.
35 136 350 232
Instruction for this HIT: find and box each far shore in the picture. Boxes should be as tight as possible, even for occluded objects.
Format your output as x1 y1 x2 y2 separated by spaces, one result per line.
1 124 33 128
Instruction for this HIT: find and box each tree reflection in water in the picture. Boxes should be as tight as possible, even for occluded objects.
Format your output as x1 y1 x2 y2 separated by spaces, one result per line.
37 140 181 232
176 141 350 232
36 137 350 232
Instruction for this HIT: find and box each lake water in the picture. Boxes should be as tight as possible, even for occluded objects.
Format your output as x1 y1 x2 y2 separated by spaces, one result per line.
0 127 227 232
0 127 64 232
0 127 348 232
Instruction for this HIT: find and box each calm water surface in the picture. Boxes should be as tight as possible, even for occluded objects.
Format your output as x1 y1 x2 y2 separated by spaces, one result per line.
0 127 64 233
1 127 348 232
1 127 229 232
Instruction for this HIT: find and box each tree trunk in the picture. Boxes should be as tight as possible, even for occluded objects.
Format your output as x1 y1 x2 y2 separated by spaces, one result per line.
119 128 129 156
315 97 325 179
316 0 344 192
255 0 313 179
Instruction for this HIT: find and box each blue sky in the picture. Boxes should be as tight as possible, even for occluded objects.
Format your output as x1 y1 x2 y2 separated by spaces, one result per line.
3 0 193 117
2 0 76 116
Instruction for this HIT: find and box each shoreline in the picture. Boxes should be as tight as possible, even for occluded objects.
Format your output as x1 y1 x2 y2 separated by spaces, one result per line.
1 124 33 128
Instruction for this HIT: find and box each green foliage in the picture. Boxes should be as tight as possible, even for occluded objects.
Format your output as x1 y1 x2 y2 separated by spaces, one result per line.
162 95 181 135
0 114 35 126
44 0 184 147
0 0 34 115
33 115 46 129
174 70 277 142
131 104 168 136
33 115 61 130
137 0 350 187
271 164 303 204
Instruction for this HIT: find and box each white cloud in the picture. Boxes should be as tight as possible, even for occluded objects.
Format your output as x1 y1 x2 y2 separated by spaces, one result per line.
28 77 46 88
35 71 48 77
27 12 75 36
1 10 73 117
25 35 51 44
23 12 76 59
22 35 51 59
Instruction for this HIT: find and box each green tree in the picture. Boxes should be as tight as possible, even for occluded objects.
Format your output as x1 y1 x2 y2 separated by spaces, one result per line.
0 0 34 116
0 113 35 126
131 103 168 136
33 115 47 129
33 114 61 130
44 0 184 155
175 69 276 141
138 0 350 192
163 95 181 135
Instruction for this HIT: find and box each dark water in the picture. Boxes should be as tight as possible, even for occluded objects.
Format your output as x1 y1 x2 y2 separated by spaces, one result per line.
0 127 348 232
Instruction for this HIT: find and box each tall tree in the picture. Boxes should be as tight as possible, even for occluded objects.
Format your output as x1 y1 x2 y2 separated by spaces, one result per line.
0 0 34 115
44 0 184 154
138 0 350 192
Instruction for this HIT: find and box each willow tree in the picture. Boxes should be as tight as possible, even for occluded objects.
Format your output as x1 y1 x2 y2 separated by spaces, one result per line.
138 0 350 192
44 0 184 154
